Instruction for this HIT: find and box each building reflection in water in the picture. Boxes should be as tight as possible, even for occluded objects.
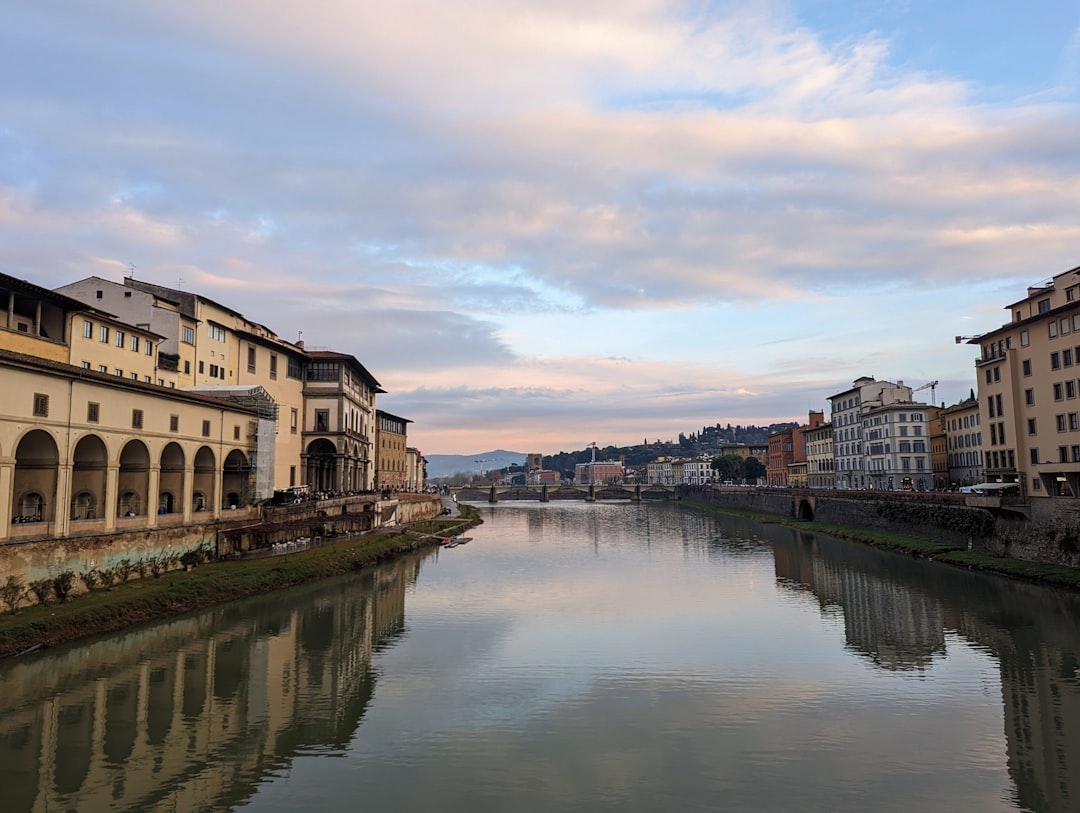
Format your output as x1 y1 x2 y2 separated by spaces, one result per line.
0 551 429 812
768 524 1080 812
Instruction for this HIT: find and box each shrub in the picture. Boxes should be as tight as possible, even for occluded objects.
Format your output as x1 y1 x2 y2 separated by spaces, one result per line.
28 578 54 606
78 569 101 592
52 571 77 603
1 575 25 614
116 558 134 583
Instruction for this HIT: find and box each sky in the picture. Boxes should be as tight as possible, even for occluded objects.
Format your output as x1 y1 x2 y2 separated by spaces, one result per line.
3 1 1080 455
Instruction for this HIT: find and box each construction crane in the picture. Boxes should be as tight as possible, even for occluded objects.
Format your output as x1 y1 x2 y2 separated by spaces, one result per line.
914 380 939 405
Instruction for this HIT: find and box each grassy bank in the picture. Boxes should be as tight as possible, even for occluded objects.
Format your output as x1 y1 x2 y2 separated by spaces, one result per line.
682 499 1080 591
0 506 482 661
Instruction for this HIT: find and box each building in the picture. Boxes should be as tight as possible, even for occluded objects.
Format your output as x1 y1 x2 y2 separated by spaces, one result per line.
646 457 674 485
405 447 426 492
526 453 543 472
941 397 983 488
929 407 948 490
805 420 834 489
968 264 1080 496
682 457 713 486
862 399 933 491
574 460 624 485
58 276 308 493
375 410 410 490
767 411 823 487
719 444 768 460
829 377 913 490
302 351 382 493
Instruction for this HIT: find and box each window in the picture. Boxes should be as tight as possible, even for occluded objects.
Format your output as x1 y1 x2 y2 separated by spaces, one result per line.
1030 448 1039 464
290 465 296 487
184 360 191 374
115 330 125 347
202 420 211 437
83 320 93 338
1064 318 1073 336
131 334 139 351
1070 413 1079 431
219 367 225 380
990 424 998 444
98 364 108 373
114 368 123 377
1023 359 1032 376
1038 298 1051 314
208 323 226 342
182 325 195 344
996 394 1003 415
247 346 256 374
270 354 278 380
1025 388 1035 405
132 409 143 429
99 325 109 343
1020 329 1029 347
144 339 152 355
1058 414 1067 432
984 368 992 385
1050 321 1058 338
290 408 298 435
1060 446 1069 463
129 372 138 380
987 396 995 418
87 402 99 422
1052 352 1061 370
157 378 164 386
1055 383 1064 400
308 361 340 382
168 414 179 432
287 357 302 379
1069 381 1077 399
32 393 49 417
1066 349 1074 367
993 367 1000 382
233 425 241 440
209 364 219 378
144 376 151 383
1034 477 1042 491
1027 418 1037 435
198 360 205 374
315 409 330 432
1070 287 1078 302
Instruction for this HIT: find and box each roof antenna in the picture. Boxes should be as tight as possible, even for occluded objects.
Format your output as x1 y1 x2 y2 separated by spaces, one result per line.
126 263 136 280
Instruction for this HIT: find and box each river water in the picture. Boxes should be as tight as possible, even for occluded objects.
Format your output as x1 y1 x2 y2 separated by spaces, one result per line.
1 501 1078 812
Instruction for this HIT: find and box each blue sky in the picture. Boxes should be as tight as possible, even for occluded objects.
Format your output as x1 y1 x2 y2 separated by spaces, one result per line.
3 1 1079 454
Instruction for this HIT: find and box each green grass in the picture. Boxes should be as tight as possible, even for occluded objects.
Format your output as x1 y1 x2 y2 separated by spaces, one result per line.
0 506 484 660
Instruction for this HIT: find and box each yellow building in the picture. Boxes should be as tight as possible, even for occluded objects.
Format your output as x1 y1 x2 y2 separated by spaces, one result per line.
969 264 1080 496
59 277 307 494
375 410 410 490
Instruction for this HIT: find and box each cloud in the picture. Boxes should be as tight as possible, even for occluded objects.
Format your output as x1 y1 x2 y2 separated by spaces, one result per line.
3 1 1080 452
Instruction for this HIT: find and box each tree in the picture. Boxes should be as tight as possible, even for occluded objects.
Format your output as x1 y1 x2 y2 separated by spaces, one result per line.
710 454 744 482
743 456 766 483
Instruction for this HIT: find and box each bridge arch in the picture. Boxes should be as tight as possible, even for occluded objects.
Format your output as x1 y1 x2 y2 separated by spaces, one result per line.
797 497 815 521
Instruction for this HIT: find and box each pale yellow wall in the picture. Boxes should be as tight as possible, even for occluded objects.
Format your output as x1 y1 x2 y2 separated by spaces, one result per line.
67 313 176 385
0 328 69 362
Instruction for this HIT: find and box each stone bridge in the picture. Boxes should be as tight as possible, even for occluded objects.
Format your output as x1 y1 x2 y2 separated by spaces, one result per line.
450 483 679 503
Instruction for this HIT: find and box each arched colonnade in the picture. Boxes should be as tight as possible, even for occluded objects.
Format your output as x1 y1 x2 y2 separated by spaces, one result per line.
2 428 253 541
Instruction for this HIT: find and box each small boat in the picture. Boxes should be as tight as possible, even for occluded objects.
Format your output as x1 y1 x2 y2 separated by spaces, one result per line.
453 537 471 545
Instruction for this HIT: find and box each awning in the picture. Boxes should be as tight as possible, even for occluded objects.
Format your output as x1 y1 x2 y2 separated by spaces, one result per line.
969 482 1019 491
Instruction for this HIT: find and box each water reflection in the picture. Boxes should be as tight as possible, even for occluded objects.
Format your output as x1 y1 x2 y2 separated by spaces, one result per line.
767 523 1080 811
0 552 430 812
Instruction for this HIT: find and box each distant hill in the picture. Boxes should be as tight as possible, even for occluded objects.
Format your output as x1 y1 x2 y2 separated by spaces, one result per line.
425 450 526 479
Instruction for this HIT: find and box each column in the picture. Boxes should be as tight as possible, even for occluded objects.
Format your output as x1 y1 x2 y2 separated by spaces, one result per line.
0 462 13 540
182 465 195 523
54 454 72 537
147 465 161 528
104 464 119 531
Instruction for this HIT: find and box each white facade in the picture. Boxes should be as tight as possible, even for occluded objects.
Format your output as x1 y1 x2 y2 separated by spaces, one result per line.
829 377 913 490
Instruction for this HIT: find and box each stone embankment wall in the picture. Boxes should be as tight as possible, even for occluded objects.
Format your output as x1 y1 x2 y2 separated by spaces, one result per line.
684 486 1080 568
0 494 444 590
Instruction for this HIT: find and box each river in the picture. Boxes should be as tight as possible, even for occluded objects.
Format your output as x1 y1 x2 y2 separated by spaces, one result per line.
1 501 1078 812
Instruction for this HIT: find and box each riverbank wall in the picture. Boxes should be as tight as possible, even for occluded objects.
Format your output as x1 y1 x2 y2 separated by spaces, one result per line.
0 493 443 592
682 486 1080 568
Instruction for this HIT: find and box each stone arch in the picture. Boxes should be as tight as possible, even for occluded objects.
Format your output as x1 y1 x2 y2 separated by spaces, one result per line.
13 429 59 523
306 438 338 492
797 498 815 521
116 440 149 517
159 442 185 515
70 434 107 520
193 446 216 513
222 449 251 509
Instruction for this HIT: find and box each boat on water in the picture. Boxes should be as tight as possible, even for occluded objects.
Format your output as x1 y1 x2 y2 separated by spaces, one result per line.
440 536 471 548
